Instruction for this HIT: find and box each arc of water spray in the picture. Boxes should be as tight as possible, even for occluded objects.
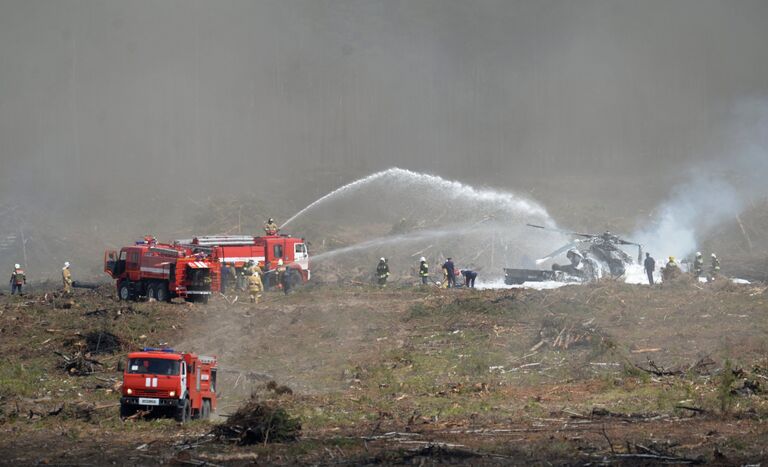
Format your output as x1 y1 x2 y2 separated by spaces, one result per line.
310 225 490 262
281 168 553 228
281 170 392 228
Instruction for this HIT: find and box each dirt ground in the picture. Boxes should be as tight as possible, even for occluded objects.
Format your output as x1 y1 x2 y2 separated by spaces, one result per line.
1 279 768 465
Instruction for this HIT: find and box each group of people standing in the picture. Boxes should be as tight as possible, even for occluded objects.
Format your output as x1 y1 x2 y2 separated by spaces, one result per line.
376 256 478 288
220 258 295 304
644 251 721 285
9 262 73 295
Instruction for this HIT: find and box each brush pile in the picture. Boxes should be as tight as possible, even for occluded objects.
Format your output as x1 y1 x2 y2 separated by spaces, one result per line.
532 316 607 351
214 394 301 445
84 331 122 354
55 350 103 376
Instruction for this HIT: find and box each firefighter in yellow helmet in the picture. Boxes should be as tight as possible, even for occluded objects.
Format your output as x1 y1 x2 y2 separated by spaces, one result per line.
62 262 73 294
661 256 680 282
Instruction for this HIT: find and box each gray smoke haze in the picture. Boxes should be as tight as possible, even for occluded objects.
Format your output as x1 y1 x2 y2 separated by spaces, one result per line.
633 100 768 259
1 0 768 278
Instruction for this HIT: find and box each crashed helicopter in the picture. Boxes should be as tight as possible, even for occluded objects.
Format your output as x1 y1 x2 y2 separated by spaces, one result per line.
503 224 643 285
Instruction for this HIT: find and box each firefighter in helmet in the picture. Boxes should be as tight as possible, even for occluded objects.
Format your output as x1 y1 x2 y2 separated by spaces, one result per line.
376 257 390 287
693 252 704 278
62 262 73 294
264 218 279 235
247 262 264 303
661 256 680 282
276 259 293 295
10 263 26 295
418 257 429 285
709 253 721 280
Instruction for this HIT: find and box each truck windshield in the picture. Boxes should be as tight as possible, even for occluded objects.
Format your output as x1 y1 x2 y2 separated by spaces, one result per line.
127 358 180 375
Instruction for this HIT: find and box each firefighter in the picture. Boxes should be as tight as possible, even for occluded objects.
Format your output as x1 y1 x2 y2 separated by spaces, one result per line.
442 257 456 288
376 257 390 287
62 262 73 294
237 261 253 291
418 257 429 285
693 252 704 278
460 269 477 288
247 267 264 303
10 263 26 295
644 252 655 285
710 253 721 278
264 218 279 235
661 256 680 282
276 259 292 295
244 259 258 276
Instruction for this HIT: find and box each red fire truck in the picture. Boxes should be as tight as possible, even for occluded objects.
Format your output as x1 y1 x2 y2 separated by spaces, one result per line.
120 348 217 422
175 234 310 289
104 236 220 302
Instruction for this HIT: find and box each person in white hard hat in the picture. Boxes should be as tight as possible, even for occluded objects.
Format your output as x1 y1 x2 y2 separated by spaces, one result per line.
62 262 73 294
709 253 720 278
276 258 290 294
10 263 26 295
693 252 704 278
418 257 429 285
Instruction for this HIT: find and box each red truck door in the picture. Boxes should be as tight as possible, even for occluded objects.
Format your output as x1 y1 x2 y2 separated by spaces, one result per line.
264 238 285 270
126 249 141 281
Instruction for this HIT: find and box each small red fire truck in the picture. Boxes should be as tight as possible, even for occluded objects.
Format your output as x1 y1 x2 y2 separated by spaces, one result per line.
104 236 220 302
120 348 217 422
175 234 310 288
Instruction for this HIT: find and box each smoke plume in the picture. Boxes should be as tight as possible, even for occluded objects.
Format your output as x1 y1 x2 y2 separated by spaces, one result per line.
634 100 768 259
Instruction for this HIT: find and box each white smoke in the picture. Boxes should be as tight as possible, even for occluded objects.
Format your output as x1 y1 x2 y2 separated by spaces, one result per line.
633 100 768 260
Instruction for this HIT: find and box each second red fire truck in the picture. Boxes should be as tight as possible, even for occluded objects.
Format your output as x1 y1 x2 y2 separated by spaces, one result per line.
175 233 310 289
120 347 217 422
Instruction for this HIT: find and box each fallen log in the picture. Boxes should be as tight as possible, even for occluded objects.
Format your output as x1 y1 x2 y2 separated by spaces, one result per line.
608 453 704 464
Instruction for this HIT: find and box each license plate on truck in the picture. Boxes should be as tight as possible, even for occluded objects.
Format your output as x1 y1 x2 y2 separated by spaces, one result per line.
139 398 160 406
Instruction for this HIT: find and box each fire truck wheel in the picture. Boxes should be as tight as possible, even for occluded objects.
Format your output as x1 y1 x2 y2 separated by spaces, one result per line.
288 269 302 288
175 398 191 423
118 282 132 301
155 283 170 302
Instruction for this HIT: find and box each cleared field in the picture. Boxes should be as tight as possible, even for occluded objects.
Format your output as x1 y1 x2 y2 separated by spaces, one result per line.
1 279 767 465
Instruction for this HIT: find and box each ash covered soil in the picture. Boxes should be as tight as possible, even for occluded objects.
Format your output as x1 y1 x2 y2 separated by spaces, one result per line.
1 280 768 465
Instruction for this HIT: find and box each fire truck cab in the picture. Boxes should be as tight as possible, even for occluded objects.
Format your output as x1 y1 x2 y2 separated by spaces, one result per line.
120 348 217 422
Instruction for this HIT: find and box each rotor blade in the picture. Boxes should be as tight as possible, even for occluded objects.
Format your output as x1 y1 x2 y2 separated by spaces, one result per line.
535 241 581 264
526 224 596 238
617 239 641 246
